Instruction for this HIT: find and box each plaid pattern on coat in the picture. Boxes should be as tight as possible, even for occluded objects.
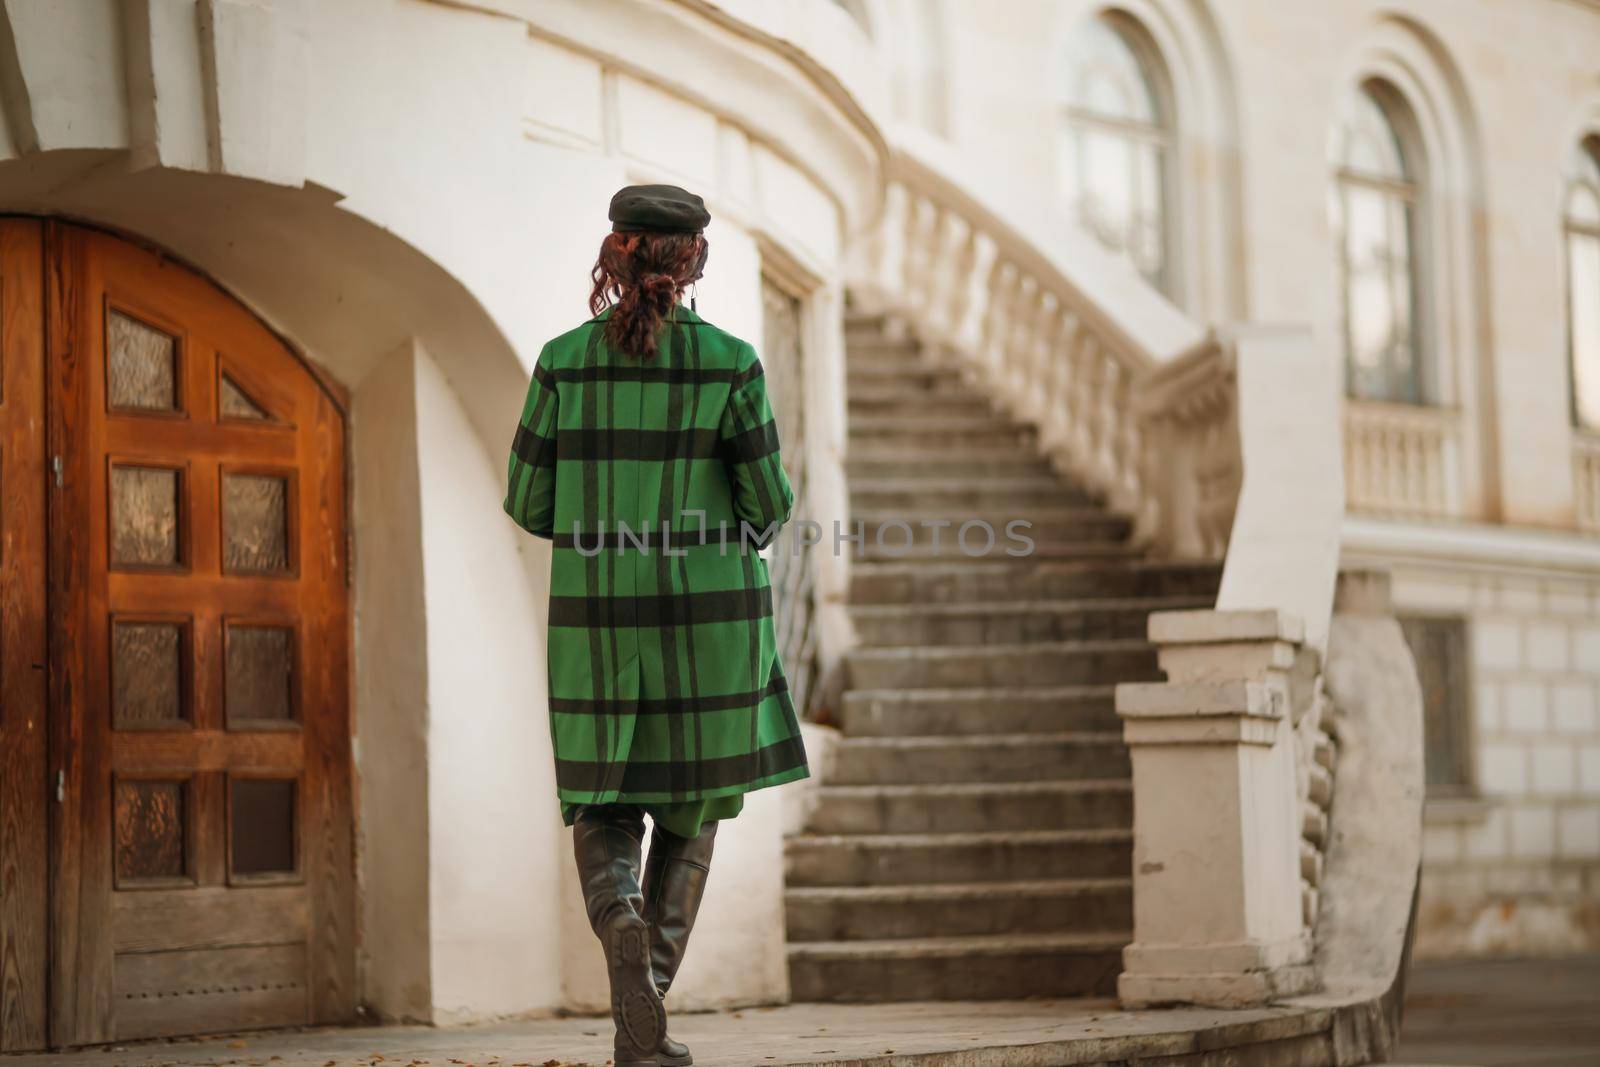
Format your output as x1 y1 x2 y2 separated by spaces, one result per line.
504 305 810 806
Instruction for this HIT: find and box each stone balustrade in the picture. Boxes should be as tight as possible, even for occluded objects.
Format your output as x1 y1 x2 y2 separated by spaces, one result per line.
1343 399 1463 520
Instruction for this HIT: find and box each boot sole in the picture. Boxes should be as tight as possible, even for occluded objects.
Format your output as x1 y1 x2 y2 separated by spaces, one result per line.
608 915 666 1057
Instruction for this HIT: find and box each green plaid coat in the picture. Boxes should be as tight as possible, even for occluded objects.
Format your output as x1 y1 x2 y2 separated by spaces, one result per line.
504 305 810 807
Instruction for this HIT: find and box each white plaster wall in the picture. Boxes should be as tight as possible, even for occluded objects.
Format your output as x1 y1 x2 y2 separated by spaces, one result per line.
412 345 567 1019
351 345 434 1022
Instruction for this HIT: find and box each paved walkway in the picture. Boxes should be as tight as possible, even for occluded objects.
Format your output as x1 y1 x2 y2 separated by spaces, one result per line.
5 999 1344 1067
10 955 1596 1067
1393 954 1600 1067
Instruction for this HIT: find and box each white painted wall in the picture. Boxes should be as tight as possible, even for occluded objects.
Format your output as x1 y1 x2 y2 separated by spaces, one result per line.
351 344 434 1022
413 344 568 1019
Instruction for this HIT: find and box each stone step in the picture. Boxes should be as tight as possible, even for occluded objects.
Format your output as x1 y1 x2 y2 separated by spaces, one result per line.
851 412 1023 435
848 390 992 416
842 332 914 354
786 877 1131 942
845 639 1159 689
786 932 1126 1001
847 450 1054 481
844 307 890 326
850 597 1206 646
785 827 1133 886
847 350 943 372
847 365 959 391
850 477 1095 510
849 558 1222 605
851 424 1033 451
852 510 1132 549
830 731 1127 785
839 686 1120 736
806 779 1132 834
853 539 1140 564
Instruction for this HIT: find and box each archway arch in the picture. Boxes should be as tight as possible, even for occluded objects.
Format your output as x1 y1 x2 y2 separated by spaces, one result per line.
0 159 528 447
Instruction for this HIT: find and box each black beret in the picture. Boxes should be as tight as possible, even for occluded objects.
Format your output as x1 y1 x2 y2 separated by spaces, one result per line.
609 183 711 234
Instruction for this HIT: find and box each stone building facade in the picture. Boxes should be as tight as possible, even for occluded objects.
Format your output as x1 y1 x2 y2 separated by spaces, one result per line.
923 0 1600 959
0 0 1589 1052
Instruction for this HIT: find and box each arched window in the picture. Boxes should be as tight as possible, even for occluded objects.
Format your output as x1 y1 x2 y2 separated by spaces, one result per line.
1567 138 1600 429
1058 14 1175 296
1330 82 1427 404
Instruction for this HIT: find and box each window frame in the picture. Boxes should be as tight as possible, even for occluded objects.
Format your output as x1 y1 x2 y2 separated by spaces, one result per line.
1331 79 1434 408
1057 11 1181 301
1564 136 1600 432
1397 613 1478 799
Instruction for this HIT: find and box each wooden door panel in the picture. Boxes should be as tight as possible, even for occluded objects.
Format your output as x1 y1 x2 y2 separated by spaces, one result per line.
113 942 308 1041
110 734 305 773
113 886 310 953
0 218 50 1051
103 421 300 461
42 221 353 1046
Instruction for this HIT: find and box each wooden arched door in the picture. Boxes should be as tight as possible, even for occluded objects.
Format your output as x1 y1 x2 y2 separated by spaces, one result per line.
0 219 354 1047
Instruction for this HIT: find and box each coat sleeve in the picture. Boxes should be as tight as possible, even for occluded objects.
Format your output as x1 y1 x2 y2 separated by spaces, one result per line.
718 343 796 546
503 347 559 539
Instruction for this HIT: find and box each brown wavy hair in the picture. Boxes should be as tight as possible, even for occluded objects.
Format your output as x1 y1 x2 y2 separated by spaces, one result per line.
588 231 708 360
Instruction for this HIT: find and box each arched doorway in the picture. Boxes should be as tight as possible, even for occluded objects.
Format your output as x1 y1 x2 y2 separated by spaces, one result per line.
0 219 353 1047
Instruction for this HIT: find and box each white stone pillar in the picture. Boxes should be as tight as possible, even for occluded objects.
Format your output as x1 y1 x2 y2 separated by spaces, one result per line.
1115 608 1317 1008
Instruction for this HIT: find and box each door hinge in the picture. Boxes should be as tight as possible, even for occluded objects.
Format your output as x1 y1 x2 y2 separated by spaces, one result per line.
55 770 64 803
51 455 63 488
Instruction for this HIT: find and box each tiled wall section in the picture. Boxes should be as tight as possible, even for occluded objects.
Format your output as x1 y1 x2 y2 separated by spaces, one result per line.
1390 565 1600 957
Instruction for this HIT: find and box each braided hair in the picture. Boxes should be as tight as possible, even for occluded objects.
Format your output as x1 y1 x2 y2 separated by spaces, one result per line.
588 231 709 360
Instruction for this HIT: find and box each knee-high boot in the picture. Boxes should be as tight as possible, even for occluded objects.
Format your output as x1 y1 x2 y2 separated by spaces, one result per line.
571 804 666 1067
640 820 719 1067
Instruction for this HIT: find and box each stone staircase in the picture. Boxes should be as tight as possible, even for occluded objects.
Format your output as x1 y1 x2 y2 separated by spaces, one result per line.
784 314 1222 1002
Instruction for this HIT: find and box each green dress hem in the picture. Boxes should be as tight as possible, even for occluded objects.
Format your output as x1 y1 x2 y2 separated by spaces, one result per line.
561 792 745 838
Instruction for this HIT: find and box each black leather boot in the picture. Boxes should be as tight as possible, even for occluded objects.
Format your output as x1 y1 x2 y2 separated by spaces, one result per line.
571 804 666 1067
640 819 719 1067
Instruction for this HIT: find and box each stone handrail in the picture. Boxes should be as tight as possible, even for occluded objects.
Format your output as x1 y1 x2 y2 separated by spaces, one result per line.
850 124 1343 653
